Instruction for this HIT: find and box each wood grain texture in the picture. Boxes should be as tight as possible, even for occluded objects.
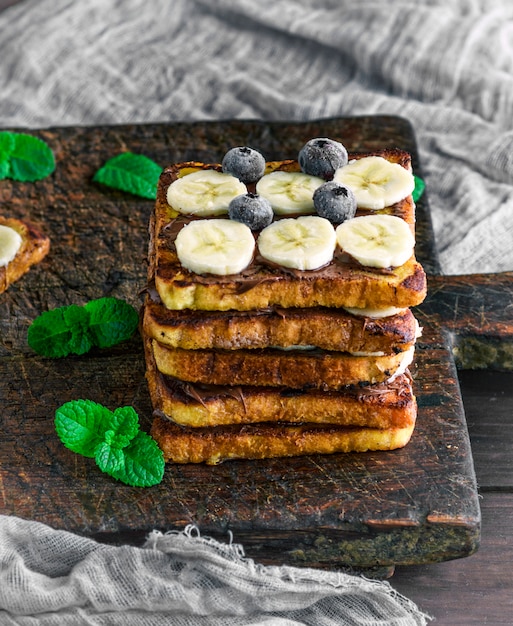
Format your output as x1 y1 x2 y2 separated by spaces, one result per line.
459 369 513 490
0 116 489 571
392 491 513 626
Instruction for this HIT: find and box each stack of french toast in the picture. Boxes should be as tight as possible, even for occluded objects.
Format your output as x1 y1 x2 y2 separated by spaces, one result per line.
142 138 427 464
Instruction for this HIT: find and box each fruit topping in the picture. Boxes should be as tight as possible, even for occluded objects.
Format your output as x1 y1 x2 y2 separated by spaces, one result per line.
333 156 415 210
313 181 357 224
175 219 255 276
298 137 348 179
343 305 407 318
255 170 324 215
335 214 414 269
228 192 274 230
221 146 266 184
257 215 336 271
167 169 247 217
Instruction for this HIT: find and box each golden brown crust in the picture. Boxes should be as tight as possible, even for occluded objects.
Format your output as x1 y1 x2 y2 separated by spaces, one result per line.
150 415 416 464
144 335 417 429
148 373 417 430
154 256 426 311
0 217 50 294
150 338 413 389
148 151 427 311
143 292 418 351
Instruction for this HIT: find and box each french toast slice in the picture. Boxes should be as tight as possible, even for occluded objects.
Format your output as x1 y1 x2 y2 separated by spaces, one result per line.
0 217 50 294
150 416 416 464
150 338 414 389
146 350 417 429
142 290 419 352
149 150 427 312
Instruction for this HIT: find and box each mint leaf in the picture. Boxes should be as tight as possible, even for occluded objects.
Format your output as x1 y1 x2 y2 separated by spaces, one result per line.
412 175 426 202
0 160 9 179
95 442 125 474
55 399 165 487
62 305 94 355
55 399 114 458
85 297 139 349
0 132 14 179
93 152 161 199
109 431 165 487
28 307 79 358
28 304 93 358
28 297 138 358
105 406 140 449
0 132 15 155
1 132 56 181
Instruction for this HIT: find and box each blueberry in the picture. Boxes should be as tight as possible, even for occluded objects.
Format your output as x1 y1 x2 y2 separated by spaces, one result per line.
228 193 273 230
222 146 266 184
298 138 348 179
313 181 357 224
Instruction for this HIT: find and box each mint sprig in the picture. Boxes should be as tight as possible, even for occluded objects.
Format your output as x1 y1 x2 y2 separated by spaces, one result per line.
110 431 166 487
0 131 55 181
93 152 162 199
55 399 165 487
28 297 139 358
55 399 114 457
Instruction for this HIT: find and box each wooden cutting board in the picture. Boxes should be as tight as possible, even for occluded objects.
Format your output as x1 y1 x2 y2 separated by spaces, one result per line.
3 116 504 575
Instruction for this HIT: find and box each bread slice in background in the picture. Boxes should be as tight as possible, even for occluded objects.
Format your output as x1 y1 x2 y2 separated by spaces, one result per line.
0 216 50 294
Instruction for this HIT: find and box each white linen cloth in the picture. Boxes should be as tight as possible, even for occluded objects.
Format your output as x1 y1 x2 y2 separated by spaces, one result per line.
1 0 512 622
0 517 430 625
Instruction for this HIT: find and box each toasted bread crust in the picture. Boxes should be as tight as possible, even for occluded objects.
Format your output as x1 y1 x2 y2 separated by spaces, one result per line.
154 256 426 311
144 335 416 428
150 415 416 464
0 217 50 294
143 292 418 351
151 338 413 389
149 151 427 311
148 374 417 430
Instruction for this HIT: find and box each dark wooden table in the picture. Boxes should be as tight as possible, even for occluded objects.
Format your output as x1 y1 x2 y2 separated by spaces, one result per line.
0 0 511 617
391 368 513 625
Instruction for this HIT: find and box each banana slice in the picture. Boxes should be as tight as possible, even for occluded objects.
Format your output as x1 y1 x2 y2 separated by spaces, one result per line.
333 156 415 210
0 224 22 267
387 345 415 382
343 305 407 318
256 171 324 215
175 219 255 276
167 169 247 217
257 215 336 271
336 214 414 269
